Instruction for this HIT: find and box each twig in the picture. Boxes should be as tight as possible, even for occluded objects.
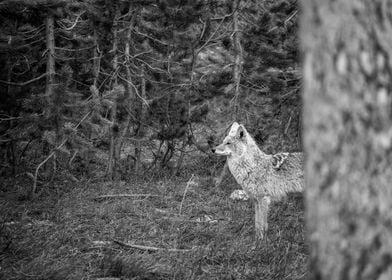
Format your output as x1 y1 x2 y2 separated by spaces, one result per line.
118 74 150 108
0 73 47 86
179 174 194 215
57 11 85 31
196 16 227 54
160 216 223 224
268 10 298 33
32 139 67 197
55 45 96 52
16 172 35 181
31 112 91 198
210 5 238 21
0 115 22 121
93 193 159 201
91 241 112 246
3 220 53 227
132 29 171 46
284 114 293 135
112 239 194 252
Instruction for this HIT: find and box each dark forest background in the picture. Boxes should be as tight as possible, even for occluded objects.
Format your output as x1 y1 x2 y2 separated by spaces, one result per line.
0 1 305 279
0 0 300 183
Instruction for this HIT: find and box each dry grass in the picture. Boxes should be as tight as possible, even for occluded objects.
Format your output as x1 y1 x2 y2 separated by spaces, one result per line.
0 168 308 279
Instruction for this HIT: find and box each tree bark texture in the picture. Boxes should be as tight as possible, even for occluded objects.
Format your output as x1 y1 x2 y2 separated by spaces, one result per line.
45 13 58 180
45 14 55 99
7 34 16 174
117 7 138 174
134 65 146 175
232 0 242 120
92 28 101 88
107 4 121 180
302 1 392 279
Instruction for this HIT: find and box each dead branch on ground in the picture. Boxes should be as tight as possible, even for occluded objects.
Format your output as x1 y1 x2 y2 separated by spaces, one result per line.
112 239 195 252
93 193 160 201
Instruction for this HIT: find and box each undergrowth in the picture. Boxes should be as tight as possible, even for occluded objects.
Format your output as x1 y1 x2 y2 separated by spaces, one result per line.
0 167 308 279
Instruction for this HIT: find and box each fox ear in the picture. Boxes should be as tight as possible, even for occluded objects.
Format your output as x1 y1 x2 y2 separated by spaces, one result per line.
236 125 245 140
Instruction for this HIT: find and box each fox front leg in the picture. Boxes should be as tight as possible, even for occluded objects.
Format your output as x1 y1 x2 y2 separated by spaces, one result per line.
254 197 270 239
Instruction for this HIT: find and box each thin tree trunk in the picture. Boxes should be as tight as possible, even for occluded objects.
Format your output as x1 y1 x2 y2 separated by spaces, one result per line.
45 13 57 180
107 5 121 180
6 35 16 174
302 1 392 279
114 7 138 175
121 7 144 176
134 66 146 175
92 28 101 88
111 6 120 86
45 14 55 100
174 139 187 176
232 0 242 120
219 2 242 183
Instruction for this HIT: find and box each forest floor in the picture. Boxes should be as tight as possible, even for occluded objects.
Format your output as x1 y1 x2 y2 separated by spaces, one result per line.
0 169 308 280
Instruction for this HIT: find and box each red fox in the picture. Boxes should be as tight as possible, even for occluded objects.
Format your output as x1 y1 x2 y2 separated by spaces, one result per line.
212 122 304 239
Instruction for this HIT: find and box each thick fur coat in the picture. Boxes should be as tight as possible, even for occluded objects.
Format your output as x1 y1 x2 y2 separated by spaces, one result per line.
213 122 304 239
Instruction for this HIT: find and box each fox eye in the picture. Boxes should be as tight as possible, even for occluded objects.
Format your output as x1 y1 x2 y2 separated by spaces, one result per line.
226 142 231 145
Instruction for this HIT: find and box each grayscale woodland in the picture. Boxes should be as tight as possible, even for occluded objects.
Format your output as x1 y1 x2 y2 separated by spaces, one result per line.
10 0 392 279
0 1 304 279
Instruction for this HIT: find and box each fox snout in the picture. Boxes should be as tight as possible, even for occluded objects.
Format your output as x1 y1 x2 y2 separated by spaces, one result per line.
211 144 231 156
211 145 222 154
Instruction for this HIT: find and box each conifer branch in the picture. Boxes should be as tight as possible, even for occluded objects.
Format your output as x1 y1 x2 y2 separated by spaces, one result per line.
118 74 150 107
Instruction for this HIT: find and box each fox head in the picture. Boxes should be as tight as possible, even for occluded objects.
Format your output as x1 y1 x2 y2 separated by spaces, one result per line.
212 122 249 157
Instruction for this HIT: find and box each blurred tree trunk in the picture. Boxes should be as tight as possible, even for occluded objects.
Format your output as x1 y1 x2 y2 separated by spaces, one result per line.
302 1 392 279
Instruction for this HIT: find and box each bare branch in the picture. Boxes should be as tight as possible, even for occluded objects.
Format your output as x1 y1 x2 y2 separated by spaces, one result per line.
112 239 195 252
32 140 67 197
132 29 171 46
268 10 298 33
179 174 195 215
57 11 86 31
118 74 150 108
93 193 160 201
211 10 236 21
196 16 228 54
0 73 47 86
0 114 22 121
55 45 96 52
31 112 91 198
